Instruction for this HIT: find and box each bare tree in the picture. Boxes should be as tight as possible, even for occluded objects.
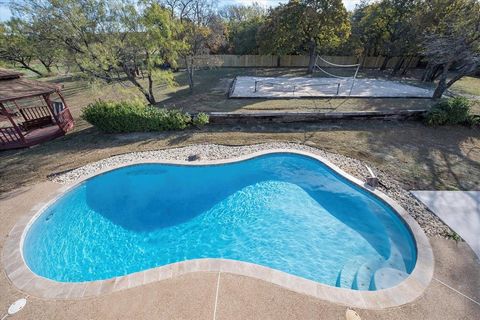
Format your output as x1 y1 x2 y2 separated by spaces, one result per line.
424 33 480 99
420 0 480 99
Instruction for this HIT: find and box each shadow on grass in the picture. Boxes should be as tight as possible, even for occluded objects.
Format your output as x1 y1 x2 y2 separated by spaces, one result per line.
360 122 480 191
1 118 479 196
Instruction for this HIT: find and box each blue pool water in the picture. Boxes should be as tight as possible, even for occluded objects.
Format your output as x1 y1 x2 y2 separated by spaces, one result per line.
24 153 417 290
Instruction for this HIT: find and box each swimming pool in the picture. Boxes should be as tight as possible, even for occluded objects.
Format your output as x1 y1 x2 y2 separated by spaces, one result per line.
23 153 417 291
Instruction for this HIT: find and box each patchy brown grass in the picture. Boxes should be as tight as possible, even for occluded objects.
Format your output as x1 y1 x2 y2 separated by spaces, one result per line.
1 120 479 197
1 68 478 197
40 68 436 117
450 76 480 97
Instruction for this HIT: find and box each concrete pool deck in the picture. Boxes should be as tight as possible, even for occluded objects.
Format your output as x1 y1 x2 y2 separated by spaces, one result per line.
1 183 479 319
1 145 479 319
412 191 480 259
2 149 434 309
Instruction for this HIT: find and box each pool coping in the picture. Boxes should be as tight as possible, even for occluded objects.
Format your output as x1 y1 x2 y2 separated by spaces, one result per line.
2 148 434 309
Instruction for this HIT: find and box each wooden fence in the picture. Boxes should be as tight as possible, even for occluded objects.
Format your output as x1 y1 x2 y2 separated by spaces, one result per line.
178 55 420 69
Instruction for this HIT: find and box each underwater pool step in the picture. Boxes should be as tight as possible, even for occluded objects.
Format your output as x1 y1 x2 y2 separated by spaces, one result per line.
384 243 408 273
373 268 410 290
352 243 409 290
336 256 369 289
352 258 384 290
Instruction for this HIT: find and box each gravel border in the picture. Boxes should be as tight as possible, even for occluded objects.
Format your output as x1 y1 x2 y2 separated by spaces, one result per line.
49 142 451 237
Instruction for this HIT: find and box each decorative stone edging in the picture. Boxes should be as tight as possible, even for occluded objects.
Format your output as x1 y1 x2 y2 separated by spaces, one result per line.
2 145 434 309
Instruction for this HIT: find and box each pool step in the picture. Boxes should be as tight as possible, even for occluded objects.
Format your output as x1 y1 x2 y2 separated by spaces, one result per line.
383 243 407 273
352 258 384 290
353 243 408 290
336 256 368 289
373 267 410 290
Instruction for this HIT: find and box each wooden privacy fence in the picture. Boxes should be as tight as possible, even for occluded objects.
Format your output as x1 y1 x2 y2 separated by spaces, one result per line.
178 55 420 69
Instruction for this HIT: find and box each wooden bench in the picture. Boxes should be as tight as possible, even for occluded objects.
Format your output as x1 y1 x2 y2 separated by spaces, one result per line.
19 106 54 131
22 116 53 131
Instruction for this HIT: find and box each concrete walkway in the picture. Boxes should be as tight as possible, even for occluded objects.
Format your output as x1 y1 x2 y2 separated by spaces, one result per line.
412 191 480 259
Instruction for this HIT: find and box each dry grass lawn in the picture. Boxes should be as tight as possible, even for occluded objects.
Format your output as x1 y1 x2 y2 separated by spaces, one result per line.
1 119 479 197
1 68 479 196
43 68 439 116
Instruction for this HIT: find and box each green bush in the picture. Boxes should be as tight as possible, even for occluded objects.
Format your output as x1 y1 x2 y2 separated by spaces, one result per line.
192 112 210 127
81 100 193 133
425 97 474 126
467 114 480 126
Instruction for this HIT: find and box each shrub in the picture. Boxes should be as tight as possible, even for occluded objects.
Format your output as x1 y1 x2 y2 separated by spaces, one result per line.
192 112 210 127
467 114 480 126
425 97 474 126
81 100 193 133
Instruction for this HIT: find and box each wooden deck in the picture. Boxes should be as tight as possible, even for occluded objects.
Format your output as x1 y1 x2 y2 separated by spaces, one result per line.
0 125 66 151
0 68 75 151
1 105 74 151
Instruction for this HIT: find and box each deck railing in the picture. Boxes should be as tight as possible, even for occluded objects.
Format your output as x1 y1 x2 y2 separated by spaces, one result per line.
0 126 22 145
57 108 74 132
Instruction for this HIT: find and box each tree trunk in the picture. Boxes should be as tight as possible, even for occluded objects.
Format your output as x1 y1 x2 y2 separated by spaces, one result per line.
122 64 155 105
307 40 317 74
401 56 414 76
422 62 433 82
431 65 443 82
147 73 155 105
39 59 53 74
185 57 195 93
434 72 466 99
432 63 452 99
433 79 448 99
391 57 405 76
422 63 443 83
188 68 194 93
361 54 367 69
380 56 391 71
18 61 44 76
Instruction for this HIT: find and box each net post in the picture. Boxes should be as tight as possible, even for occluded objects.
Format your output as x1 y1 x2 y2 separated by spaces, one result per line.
349 64 361 96
313 55 319 74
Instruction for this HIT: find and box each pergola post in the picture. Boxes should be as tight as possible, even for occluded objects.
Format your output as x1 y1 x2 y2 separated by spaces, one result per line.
0 102 26 144
43 93 62 128
57 91 69 109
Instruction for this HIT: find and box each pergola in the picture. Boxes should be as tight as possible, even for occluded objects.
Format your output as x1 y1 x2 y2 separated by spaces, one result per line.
0 69 74 150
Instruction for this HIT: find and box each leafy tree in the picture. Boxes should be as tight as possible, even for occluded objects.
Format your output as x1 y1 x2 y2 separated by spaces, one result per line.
14 0 183 104
204 14 229 54
350 1 390 57
220 3 266 54
258 0 350 74
29 19 64 74
376 0 419 71
420 0 480 99
0 18 48 76
349 0 419 72
162 0 225 92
